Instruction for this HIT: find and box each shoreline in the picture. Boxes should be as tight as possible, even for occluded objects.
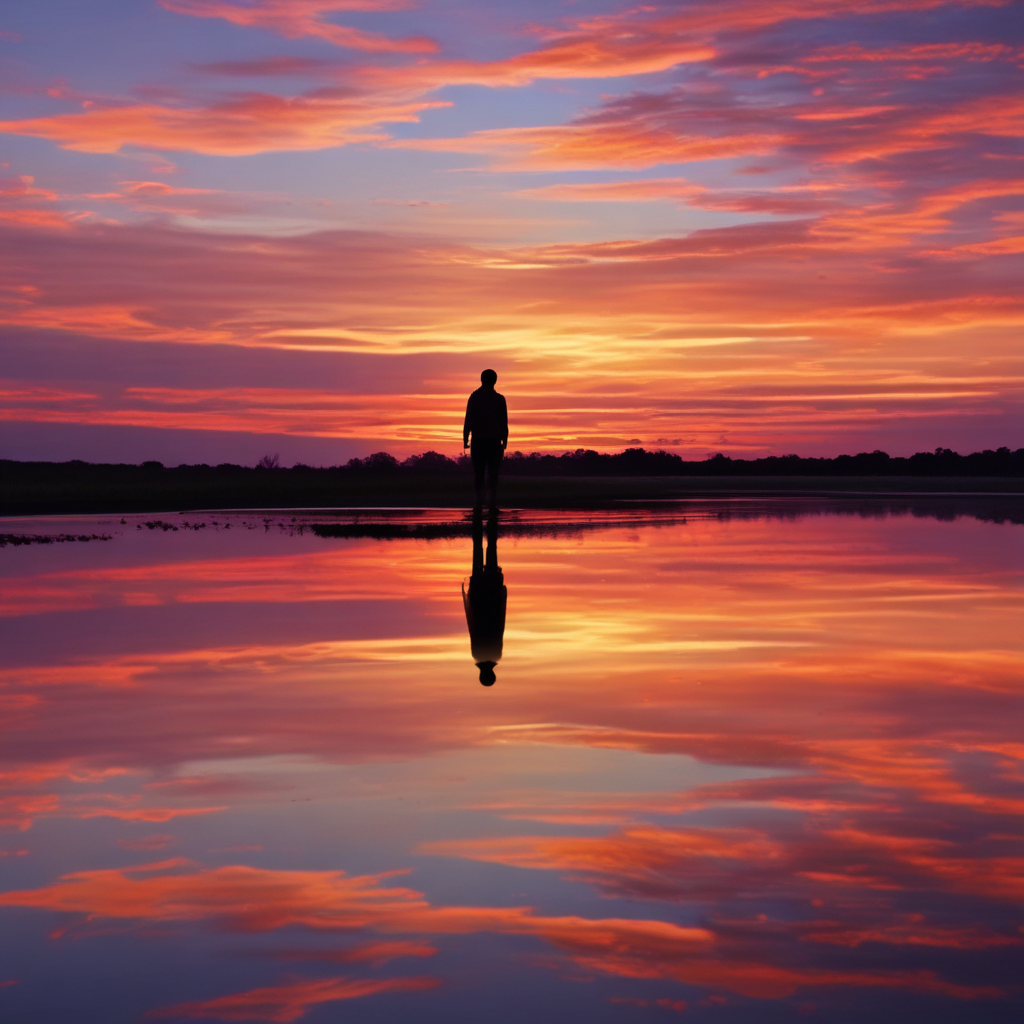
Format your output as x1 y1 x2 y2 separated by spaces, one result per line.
3 474 1024 517
3 494 1024 537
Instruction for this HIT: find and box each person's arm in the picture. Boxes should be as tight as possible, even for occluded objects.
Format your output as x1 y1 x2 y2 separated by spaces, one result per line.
500 394 509 449
463 394 474 448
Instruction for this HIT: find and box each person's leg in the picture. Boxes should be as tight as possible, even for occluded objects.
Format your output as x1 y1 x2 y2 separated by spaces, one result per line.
486 441 502 508
470 444 486 508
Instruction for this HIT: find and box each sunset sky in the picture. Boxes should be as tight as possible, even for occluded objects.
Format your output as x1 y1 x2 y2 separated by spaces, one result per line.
2 0 1023 465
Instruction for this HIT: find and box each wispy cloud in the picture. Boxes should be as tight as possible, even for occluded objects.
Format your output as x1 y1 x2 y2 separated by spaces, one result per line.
0 90 450 156
159 0 436 54
145 975 439 1022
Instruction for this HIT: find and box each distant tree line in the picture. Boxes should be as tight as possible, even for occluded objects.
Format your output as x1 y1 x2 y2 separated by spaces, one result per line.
3 446 1022 514
343 446 1024 477
3 445 1024 480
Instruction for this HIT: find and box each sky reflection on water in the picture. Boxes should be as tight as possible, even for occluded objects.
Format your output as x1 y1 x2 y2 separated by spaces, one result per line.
1 501 1022 1023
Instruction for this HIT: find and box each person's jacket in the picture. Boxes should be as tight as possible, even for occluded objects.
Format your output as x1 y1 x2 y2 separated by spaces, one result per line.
464 387 508 442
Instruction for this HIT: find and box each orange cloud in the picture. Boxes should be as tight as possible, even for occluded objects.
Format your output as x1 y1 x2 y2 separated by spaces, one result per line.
424 816 1024 906
0 175 73 229
803 915 1022 949
364 35 715 92
595 0 1012 38
0 92 449 156
159 1 436 54
802 41 1022 64
276 940 438 965
394 85 1024 176
0 787 223 830
519 177 849 215
2 858 1007 1001
0 863 430 929
0 384 475 445
392 123 779 170
814 95 1024 165
5 858 1001 1001
941 236 1024 257
84 181 287 219
72 803 227 823
0 794 61 831
382 0 1012 94
145 976 439 1022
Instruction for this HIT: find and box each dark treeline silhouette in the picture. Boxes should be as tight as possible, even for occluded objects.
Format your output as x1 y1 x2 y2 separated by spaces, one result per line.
3 446 1023 515
6 445 1024 481
347 445 1024 477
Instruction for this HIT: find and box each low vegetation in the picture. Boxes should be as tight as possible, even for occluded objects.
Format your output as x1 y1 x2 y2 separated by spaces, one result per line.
2 446 1022 515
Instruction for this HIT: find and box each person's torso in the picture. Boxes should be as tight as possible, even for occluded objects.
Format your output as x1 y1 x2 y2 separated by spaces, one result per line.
468 389 507 438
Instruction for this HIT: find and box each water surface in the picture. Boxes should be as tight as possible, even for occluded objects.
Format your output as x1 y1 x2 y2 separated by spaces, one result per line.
1 500 1022 1022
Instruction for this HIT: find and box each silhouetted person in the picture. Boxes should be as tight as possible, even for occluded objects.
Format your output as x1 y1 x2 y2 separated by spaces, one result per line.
462 512 506 686
463 369 508 509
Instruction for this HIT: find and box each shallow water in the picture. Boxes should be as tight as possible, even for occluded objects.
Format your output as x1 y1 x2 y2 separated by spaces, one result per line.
1 500 1022 1023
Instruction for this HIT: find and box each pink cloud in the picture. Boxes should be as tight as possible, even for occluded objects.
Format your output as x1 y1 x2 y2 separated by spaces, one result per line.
275 940 438 966
380 0 1011 93
803 915 1022 950
159 1 436 55
0 862 430 930
145 976 439 1022
71 804 226 823
84 180 289 219
0 91 450 156
392 83 1023 175
0 859 1004 1001
0 794 61 831
405 126 775 170
519 177 849 215
802 41 1022 65
0 175 73 229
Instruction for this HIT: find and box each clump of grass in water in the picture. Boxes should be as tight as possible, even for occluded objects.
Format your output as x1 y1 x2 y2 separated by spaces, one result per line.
0 533 112 548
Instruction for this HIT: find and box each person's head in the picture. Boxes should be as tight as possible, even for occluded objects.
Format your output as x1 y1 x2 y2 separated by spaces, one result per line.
478 662 497 686
480 368 497 388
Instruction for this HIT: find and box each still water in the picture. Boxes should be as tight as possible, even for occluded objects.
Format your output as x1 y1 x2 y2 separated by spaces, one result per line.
1 500 1022 1022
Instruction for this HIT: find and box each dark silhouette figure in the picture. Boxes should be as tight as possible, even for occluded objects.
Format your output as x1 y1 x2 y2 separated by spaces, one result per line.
462 511 507 686
463 369 508 509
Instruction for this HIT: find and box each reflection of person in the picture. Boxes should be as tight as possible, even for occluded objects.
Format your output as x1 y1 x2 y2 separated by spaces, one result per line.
463 369 508 510
462 512 507 686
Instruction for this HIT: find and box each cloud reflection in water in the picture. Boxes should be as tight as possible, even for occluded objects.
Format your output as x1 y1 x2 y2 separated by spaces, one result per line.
0 501 1021 1020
